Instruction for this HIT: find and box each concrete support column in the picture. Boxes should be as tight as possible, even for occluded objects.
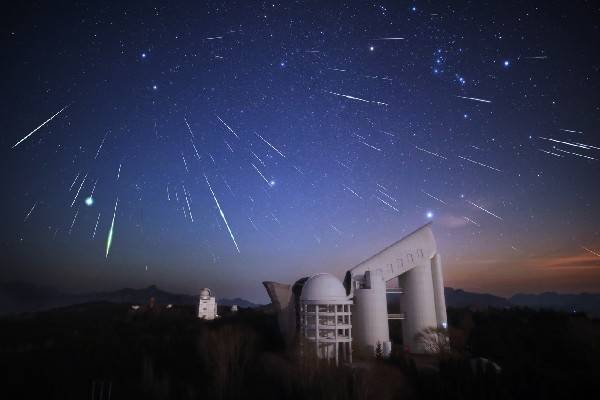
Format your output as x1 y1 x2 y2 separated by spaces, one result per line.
352 270 389 355
431 253 448 329
399 261 437 353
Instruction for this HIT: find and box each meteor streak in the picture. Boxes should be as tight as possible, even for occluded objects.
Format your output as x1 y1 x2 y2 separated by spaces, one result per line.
250 150 265 166
422 190 448 205
554 148 596 160
456 95 492 103
376 196 400 212
377 189 398 203
325 90 387 106
342 184 362 199
415 146 447 160
255 133 286 157
538 137 600 151
181 153 189 173
538 149 564 158
90 178 99 197
184 116 195 139
216 115 239 138
358 140 382 151
374 37 405 40
251 163 271 186
69 172 81 191
94 131 109 159
24 202 37 222
12 104 70 148
182 184 193 222
458 155 502 172
204 174 240 253
92 212 101 239
559 128 583 134
582 246 600 257
191 139 201 160
71 173 88 207
466 200 503 220
68 208 80 235
117 163 122 181
105 197 118 258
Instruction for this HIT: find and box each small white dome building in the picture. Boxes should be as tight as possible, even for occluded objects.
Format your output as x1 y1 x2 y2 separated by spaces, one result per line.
299 273 352 364
198 288 217 320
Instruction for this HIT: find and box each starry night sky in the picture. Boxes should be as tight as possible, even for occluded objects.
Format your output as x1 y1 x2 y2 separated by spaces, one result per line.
1 1 599 302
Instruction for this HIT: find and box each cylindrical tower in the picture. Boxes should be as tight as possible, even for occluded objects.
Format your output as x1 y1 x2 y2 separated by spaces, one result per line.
399 261 437 352
352 270 391 356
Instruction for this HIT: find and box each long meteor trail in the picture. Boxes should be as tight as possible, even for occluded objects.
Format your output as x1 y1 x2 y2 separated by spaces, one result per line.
94 131 109 159
216 115 239 138
256 133 286 157
458 155 502 172
69 172 81 191
582 246 600 257
415 146 447 160
12 104 70 148
422 190 448 205
251 163 271 186
24 202 37 222
92 212 101 239
456 95 492 104
467 200 503 220
68 208 80 235
71 173 88 207
105 197 119 258
204 174 240 253
325 90 388 106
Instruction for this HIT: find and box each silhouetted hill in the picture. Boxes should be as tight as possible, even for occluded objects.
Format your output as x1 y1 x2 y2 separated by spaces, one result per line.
445 287 511 309
0 282 260 315
445 287 600 317
3 282 599 317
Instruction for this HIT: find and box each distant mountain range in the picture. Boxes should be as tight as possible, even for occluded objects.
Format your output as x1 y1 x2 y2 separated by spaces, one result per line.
0 282 259 315
1 282 599 317
445 288 600 317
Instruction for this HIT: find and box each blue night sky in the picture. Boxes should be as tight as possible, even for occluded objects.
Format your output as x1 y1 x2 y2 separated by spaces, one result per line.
1 1 599 303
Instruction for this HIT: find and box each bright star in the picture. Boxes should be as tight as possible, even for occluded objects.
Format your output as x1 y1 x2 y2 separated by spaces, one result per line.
426 211 434 219
503 60 510 67
141 52 147 58
269 180 276 187
152 84 157 90
85 196 94 206
369 46 374 51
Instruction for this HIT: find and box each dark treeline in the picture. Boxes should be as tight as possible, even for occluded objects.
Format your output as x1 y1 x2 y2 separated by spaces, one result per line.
0 303 598 399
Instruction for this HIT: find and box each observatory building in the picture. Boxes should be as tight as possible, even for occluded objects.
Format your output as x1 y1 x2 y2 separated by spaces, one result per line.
198 288 218 320
263 223 447 362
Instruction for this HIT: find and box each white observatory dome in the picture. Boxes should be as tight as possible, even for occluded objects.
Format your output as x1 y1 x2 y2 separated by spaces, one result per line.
200 288 212 299
300 273 349 304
